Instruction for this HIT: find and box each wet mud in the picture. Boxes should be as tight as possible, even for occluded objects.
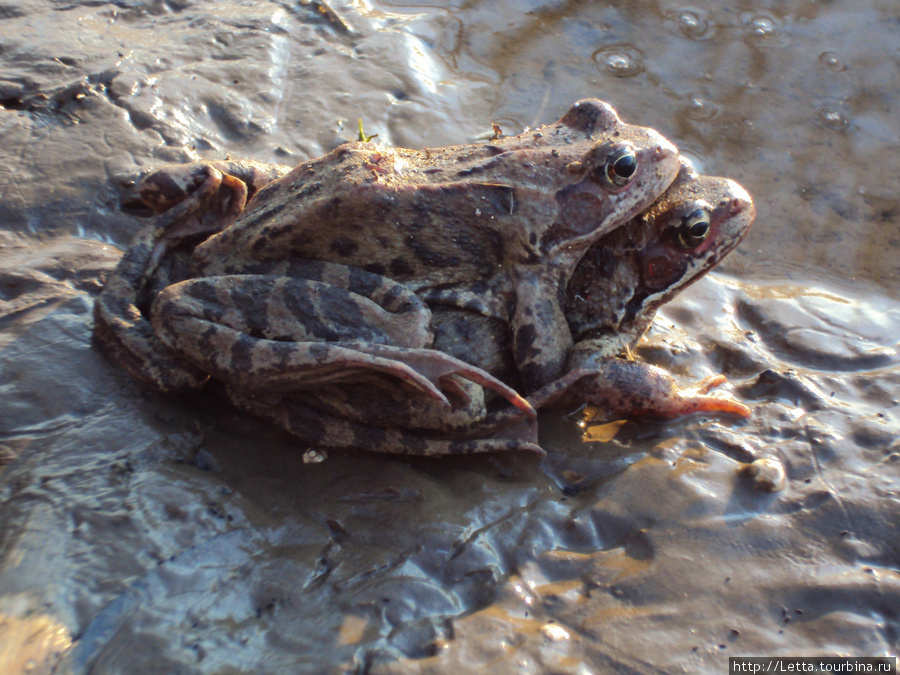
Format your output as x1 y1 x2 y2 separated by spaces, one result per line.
1 0 898 673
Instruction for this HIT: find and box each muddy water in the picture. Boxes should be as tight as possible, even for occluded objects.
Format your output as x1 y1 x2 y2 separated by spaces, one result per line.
1 0 898 673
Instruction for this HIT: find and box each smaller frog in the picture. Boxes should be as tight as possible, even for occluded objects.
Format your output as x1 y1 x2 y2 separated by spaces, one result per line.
528 159 755 421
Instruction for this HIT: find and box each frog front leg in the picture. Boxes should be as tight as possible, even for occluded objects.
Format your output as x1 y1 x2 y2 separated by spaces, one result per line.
150 263 535 416
527 343 750 421
510 266 574 392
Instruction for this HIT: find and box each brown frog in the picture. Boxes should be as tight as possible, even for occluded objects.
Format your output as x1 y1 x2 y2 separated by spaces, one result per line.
211 159 755 454
94 99 681 453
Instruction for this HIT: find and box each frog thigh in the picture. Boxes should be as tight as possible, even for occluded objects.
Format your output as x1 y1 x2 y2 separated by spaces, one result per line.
191 260 437 345
151 275 534 415
153 273 434 350
93 269 208 391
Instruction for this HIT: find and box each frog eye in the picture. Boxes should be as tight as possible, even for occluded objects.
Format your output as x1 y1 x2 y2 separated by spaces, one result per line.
604 147 638 187
677 209 711 248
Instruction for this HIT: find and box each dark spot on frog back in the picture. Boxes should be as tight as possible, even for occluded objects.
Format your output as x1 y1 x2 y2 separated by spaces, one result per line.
454 148 509 178
250 227 278 253
363 263 387 276
454 144 506 163
241 198 291 252
330 237 359 257
389 258 414 277
406 237 459 269
288 180 323 200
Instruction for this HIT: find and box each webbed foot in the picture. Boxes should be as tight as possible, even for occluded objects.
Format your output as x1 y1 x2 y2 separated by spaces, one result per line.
529 359 750 422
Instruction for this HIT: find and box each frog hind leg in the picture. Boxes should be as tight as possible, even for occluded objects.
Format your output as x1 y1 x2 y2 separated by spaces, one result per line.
353 343 535 416
228 389 544 455
93 166 247 391
150 273 535 417
93 224 210 391
528 357 751 422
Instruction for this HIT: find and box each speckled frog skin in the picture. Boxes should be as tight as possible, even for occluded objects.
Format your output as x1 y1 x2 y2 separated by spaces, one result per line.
93 101 749 455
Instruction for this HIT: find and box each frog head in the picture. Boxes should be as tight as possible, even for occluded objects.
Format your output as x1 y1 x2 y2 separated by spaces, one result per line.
565 159 755 358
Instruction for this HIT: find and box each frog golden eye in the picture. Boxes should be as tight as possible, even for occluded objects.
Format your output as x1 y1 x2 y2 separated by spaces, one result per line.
604 147 638 186
677 209 711 248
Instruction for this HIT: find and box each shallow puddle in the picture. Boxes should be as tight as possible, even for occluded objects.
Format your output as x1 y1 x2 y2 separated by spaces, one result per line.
1 0 898 673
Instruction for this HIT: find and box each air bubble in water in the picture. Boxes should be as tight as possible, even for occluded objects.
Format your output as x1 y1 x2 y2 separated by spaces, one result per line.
675 10 709 39
686 94 717 120
817 106 849 130
592 45 645 78
818 51 847 72
749 15 775 37
743 13 785 45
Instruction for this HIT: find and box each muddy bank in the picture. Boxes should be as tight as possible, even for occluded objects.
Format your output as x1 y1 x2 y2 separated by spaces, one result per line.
1 0 898 672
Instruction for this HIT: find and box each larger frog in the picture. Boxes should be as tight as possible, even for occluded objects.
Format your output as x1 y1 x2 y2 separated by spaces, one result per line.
94 99 681 453
186 159 755 454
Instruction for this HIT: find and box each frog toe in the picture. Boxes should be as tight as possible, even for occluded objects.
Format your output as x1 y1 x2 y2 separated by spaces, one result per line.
356 345 536 418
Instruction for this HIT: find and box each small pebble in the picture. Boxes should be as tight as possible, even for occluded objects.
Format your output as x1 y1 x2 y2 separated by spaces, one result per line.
741 457 786 492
